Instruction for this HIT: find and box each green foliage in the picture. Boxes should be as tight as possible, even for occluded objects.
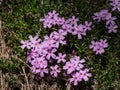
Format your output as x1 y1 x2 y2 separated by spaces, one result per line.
0 58 21 73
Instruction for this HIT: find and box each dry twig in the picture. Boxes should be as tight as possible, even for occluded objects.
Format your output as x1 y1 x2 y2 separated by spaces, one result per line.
22 66 31 90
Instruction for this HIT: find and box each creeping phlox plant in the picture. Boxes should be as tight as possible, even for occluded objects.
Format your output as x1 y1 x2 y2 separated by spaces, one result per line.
92 9 118 33
20 0 118 86
21 10 92 86
89 39 108 55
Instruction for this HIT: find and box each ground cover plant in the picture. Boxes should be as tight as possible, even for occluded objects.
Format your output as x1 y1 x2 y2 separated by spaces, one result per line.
0 0 120 90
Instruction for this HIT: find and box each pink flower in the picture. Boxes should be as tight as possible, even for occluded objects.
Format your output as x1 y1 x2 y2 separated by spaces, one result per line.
70 56 85 71
52 15 60 25
83 21 92 31
20 40 31 49
48 10 59 18
89 39 108 55
69 72 82 86
46 48 57 59
79 69 92 81
110 0 120 12
89 40 96 49
92 9 118 33
40 10 59 28
39 67 48 77
74 24 86 39
51 30 67 45
50 65 61 77
36 57 48 68
57 17 65 25
99 39 108 48
29 35 41 48
106 23 118 33
99 9 109 20
92 12 102 22
44 19 52 28
36 43 48 56
31 57 48 68
56 53 66 63
30 66 48 77
62 23 72 33
63 62 75 74
105 13 116 25
43 39 58 49
67 16 79 25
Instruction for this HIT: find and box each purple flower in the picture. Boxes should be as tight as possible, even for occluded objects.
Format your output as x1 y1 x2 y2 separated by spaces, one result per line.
83 21 92 31
79 69 92 81
20 40 31 49
31 57 48 68
56 53 66 63
40 10 59 28
92 12 102 22
38 67 48 77
57 17 66 26
92 9 110 21
48 10 59 18
46 48 57 59
62 23 72 33
29 35 41 49
58 29 67 36
36 57 48 68
89 40 97 50
99 39 109 48
50 65 61 77
43 39 58 49
26 54 32 63
70 56 85 70
67 16 79 25
105 13 116 25
63 62 75 74
36 43 48 56
44 19 52 28
106 23 118 33
95 47 105 55
51 30 67 45
30 66 48 77
92 9 110 22
52 30 66 41
99 9 109 20
52 15 60 25
89 39 108 55
74 24 86 39
92 9 118 33
30 66 38 74
69 72 82 85
110 0 120 12
28 49 39 59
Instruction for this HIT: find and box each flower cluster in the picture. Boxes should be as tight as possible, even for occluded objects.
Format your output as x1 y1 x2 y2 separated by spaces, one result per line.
21 10 93 86
65 56 92 85
21 35 92 85
40 10 92 40
89 39 108 55
92 9 118 33
110 0 120 12
40 10 60 28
